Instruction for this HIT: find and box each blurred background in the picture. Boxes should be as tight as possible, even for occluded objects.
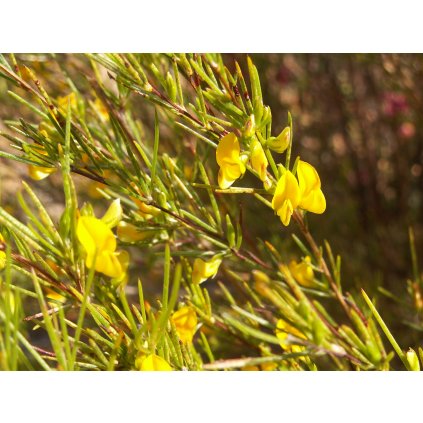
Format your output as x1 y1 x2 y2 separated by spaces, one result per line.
240 54 423 294
1 53 422 347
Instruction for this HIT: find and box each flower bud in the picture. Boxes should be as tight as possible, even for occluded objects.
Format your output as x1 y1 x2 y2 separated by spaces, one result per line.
268 127 290 153
79 202 95 217
117 222 155 243
243 114 256 139
252 270 270 285
165 71 177 102
260 106 272 128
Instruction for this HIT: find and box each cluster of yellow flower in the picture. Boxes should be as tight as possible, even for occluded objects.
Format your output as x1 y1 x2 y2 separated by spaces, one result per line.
215 131 326 226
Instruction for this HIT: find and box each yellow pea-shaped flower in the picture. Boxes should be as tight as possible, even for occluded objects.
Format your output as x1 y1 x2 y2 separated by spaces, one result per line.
76 216 128 280
192 256 222 284
136 354 173 371
297 160 326 214
250 139 268 182
171 306 198 344
287 256 315 288
271 170 301 226
216 133 246 189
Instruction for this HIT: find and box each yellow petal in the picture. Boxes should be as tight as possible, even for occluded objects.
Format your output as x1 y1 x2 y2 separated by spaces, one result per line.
101 199 123 228
216 132 240 166
250 140 268 181
192 256 222 284
277 199 294 226
216 133 246 189
218 168 235 189
28 165 56 181
217 161 245 189
136 354 173 371
77 216 116 261
271 170 300 213
296 160 326 214
171 306 198 343
301 188 326 214
297 160 321 194
93 250 128 280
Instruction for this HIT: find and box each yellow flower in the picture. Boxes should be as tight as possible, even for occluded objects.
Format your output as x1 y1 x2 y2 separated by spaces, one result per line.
0 234 6 270
192 256 222 284
171 306 197 343
287 256 315 288
297 160 326 214
136 354 173 371
275 319 306 353
271 170 301 226
250 139 268 182
216 132 246 189
272 161 326 226
76 216 128 280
